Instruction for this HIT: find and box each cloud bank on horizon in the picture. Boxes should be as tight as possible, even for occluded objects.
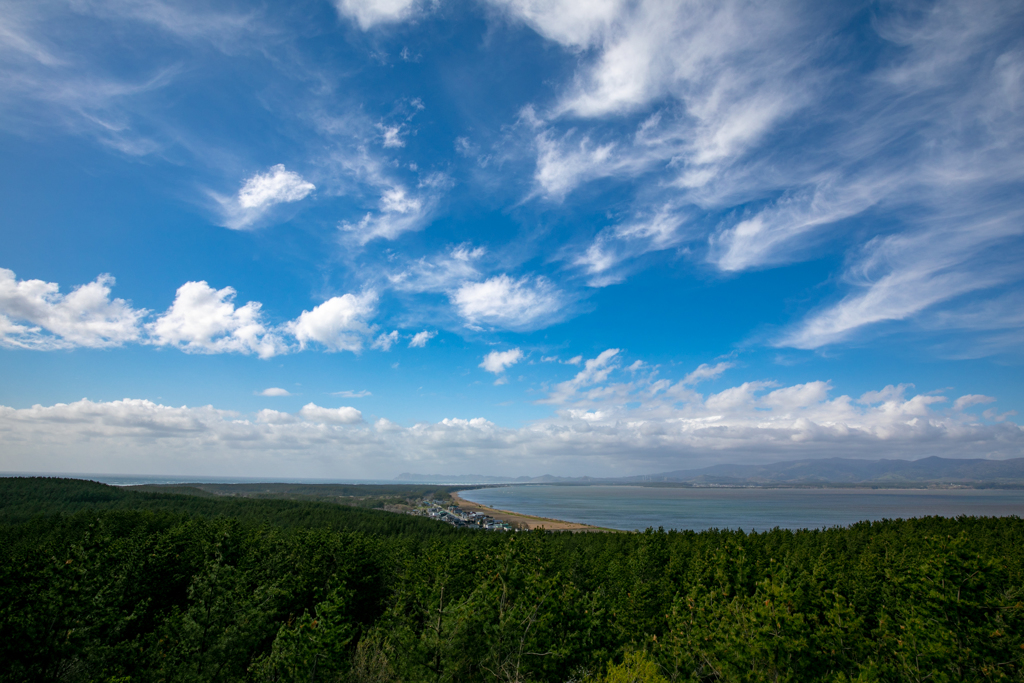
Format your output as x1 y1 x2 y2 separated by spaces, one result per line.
3 351 1020 478
0 0 1021 476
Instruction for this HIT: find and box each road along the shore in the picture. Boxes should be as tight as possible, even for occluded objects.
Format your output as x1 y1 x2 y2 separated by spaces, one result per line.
451 491 616 532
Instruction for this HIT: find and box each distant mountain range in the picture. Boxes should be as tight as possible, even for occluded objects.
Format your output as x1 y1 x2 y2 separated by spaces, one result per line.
396 456 1024 486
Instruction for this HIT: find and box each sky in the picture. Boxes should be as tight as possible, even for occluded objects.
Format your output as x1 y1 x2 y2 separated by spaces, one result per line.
1 0 1023 479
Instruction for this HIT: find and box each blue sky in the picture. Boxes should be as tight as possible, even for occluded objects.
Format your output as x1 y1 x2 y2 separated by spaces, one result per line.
1 0 1022 478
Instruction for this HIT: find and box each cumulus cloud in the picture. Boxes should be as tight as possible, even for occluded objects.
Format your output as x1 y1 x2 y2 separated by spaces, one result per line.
298 402 363 424
238 164 315 209
451 274 566 331
0 268 391 359
148 281 286 358
408 330 436 348
217 165 315 230
3 375 1019 478
258 387 291 397
480 348 523 374
0 268 145 349
287 292 377 353
255 408 298 424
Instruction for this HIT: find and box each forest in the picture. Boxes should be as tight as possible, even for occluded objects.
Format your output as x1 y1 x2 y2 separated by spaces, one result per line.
2 477 1022 683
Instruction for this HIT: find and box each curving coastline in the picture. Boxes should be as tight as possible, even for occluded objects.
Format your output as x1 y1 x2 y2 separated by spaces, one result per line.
451 490 614 532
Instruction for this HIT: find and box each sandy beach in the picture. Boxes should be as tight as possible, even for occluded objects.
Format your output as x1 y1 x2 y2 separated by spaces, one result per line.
451 491 612 532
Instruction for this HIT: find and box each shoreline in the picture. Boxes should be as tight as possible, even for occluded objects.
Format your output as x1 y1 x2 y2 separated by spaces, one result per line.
451 491 617 532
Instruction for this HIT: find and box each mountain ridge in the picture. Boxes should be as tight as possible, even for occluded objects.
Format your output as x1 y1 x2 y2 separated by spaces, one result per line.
395 456 1024 486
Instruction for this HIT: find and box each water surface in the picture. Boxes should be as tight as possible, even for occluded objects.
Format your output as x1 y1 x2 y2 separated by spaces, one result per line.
459 485 1024 531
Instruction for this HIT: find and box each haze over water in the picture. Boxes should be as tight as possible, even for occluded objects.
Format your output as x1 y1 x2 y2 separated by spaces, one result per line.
459 486 1024 532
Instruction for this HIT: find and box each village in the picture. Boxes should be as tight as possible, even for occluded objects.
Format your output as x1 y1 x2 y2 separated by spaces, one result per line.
411 499 517 531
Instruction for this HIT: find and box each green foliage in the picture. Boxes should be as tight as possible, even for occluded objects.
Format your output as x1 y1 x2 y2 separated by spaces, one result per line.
2 478 1023 683
0 477 458 536
250 588 355 683
589 651 669 683
129 482 460 509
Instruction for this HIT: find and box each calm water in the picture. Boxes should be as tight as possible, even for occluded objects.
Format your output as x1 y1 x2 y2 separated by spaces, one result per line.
459 485 1024 531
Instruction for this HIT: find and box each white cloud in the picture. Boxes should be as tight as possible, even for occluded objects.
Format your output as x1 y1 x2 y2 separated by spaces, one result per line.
0 268 145 349
542 348 620 403
565 355 582 365
451 274 566 331
148 281 286 358
332 389 372 398
255 408 298 424
574 205 688 286
0 3 184 155
287 291 377 353
217 164 315 230
681 361 734 386
387 244 485 293
501 0 818 199
372 330 399 351
480 348 524 374
61 0 266 52
379 124 405 148
495 0 1024 353
332 0 422 30
709 181 879 272
532 128 645 200
238 164 315 209
0 269 399 359
3 376 1019 478
779 221 1019 349
486 0 623 48
340 175 448 245
298 402 363 424
954 394 997 411
409 330 436 348
258 387 291 397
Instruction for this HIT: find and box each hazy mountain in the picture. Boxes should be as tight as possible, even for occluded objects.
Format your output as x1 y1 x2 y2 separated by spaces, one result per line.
393 473 554 484
636 456 1024 485
397 457 1024 486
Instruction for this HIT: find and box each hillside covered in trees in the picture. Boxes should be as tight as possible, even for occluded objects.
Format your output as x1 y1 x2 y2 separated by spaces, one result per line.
2 477 1023 682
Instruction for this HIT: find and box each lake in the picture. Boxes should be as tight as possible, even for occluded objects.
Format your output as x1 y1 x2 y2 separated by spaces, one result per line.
458 485 1024 532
